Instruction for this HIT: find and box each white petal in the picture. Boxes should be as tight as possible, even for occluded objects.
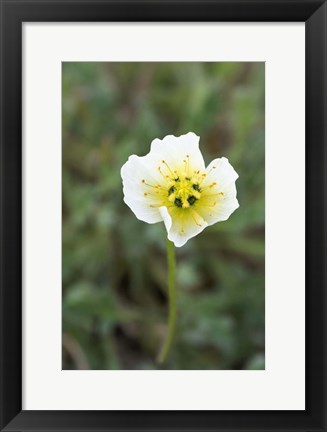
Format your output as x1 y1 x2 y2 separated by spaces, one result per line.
202 157 238 190
159 206 208 247
198 158 239 225
150 132 205 174
121 154 163 224
199 186 239 226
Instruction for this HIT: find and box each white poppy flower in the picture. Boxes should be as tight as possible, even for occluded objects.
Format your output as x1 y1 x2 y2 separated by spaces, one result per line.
121 132 239 247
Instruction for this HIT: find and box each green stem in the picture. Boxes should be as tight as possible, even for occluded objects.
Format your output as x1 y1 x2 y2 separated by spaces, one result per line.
157 238 176 364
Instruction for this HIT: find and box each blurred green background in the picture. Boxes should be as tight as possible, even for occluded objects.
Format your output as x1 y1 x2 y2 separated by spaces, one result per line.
62 62 265 370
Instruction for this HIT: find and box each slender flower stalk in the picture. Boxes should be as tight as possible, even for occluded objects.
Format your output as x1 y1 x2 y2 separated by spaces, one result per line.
157 239 176 364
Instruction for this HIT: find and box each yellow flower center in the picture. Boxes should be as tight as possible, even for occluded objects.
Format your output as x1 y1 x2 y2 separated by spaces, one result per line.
141 158 219 211
167 174 201 209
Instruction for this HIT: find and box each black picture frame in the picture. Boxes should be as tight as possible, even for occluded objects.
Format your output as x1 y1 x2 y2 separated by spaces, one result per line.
0 0 326 431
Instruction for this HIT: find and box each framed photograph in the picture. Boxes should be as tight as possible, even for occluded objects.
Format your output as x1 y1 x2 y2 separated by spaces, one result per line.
0 0 326 431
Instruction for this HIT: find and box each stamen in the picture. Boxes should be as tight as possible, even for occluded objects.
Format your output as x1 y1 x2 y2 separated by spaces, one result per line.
142 180 164 190
149 201 167 208
162 160 174 176
207 166 217 175
201 201 217 208
191 210 203 227
198 174 207 184
203 191 224 197
179 216 185 234
158 166 171 181
201 182 217 191
144 190 162 198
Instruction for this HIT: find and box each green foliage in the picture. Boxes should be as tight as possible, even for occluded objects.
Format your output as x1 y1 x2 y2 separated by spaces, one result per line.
62 62 265 370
